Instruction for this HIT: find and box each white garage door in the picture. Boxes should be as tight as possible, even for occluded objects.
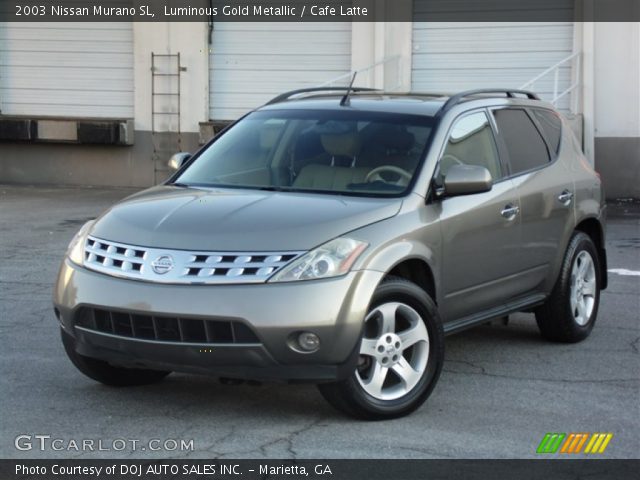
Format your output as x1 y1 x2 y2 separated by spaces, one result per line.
411 22 575 109
0 22 133 118
209 22 352 121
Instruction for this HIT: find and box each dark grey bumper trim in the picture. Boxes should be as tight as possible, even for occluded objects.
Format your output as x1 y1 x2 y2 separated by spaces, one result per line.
75 326 261 348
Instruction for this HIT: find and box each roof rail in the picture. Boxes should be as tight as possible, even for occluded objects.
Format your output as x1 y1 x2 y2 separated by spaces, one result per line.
265 87 379 106
439 89 540 115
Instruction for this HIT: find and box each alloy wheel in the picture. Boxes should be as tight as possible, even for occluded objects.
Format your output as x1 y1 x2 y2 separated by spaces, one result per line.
356 302 430 401
570 251 597 326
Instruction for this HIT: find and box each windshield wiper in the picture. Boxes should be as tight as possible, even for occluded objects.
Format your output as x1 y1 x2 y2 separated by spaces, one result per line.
167 182 191 188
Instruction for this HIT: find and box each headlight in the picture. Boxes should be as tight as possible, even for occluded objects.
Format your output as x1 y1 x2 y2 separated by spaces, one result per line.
269 237 368 283
67 220 94 266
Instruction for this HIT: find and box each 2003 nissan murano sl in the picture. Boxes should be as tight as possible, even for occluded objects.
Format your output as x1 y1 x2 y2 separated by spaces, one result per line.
54 88 607 419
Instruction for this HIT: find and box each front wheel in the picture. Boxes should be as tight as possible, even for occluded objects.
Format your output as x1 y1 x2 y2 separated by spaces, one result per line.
318 277 444 420
536 232 602 343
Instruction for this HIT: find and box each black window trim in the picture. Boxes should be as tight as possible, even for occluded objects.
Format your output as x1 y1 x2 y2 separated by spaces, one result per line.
488 106 559 181
430 107 510 197
527 106 564 159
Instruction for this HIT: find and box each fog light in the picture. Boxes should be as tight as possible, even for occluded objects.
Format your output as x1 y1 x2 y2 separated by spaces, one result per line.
297 332 320 352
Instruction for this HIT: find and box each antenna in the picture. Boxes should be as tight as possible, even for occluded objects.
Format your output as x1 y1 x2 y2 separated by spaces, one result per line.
340 72 358 106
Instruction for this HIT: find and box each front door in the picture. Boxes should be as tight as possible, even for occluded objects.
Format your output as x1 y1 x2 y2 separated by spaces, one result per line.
435 110 523 321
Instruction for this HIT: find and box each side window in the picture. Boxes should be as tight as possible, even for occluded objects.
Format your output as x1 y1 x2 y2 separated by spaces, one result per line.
439 111 502 181
532 109 562 154
492 109 550 175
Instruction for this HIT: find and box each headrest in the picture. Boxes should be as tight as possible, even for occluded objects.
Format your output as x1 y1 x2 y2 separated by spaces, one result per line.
321 132 362 158
314 121 360 158
362 123 415 153
259 123 281 151
382 130 415 152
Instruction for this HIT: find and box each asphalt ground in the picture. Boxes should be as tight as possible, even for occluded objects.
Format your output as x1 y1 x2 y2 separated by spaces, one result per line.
1 185 638 459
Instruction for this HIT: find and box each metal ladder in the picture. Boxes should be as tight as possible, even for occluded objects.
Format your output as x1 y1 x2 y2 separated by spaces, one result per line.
151 52 183 183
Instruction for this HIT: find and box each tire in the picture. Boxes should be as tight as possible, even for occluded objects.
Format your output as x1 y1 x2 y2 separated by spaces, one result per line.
318 276 444 420
536 232 601 343
61 330 170 386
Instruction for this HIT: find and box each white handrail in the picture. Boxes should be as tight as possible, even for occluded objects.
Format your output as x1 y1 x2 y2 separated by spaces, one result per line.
319 55 402 91
520 52 580 90
520 52 582 112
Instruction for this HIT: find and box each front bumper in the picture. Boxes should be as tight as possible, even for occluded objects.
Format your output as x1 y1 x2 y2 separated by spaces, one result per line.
54 259 383 382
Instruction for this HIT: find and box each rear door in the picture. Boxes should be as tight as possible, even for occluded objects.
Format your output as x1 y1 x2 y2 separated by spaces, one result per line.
490 107 574 292
436 110 523 321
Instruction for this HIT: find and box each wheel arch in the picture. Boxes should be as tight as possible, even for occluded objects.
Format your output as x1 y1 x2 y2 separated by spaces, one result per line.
384 258 437 303
359 239 439 303
575 217 608 290
358 238 439 303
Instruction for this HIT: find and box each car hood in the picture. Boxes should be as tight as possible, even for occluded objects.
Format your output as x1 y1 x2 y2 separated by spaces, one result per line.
90 186 402 251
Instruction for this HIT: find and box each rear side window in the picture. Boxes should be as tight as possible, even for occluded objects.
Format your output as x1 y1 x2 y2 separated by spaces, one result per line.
492 109 550 175
532 109 562 154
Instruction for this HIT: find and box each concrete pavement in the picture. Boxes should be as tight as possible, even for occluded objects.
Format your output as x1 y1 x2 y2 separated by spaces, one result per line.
1 185 638 459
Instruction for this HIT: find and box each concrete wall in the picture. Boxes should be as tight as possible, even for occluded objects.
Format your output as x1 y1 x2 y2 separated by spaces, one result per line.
0 22 209 187
133 22 210 134
592 22 640 199
595 138 640 200
0 132 200 187
351 20 412 91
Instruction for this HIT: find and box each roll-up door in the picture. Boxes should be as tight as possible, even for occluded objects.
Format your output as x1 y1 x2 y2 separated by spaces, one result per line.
209 22 352 121
411 22 574 109
0 22 134 118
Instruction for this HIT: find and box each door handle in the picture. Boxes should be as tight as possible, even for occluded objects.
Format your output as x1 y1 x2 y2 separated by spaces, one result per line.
558 190 574 205
501 204 520 220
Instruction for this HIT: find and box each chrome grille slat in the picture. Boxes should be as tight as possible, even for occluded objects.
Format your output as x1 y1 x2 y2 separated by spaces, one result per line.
83 235 303 284
85 248 145 263
183 261 290 268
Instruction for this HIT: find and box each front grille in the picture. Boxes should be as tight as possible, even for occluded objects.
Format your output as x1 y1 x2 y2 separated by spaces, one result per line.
85 238 145 273
75 308 261 344
83 236 303 284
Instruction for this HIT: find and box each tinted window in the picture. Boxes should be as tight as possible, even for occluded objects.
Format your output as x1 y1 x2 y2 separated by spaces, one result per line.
196 118 286 176
493 109 550 175
439 111 502 181
532 109 562 154
177 110 434 197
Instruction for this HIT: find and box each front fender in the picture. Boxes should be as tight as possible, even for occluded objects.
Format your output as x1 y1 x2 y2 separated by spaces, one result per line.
352 203 441 303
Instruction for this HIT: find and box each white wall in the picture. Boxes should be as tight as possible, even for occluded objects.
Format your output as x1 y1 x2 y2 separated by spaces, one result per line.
593 22 640 138
133 23 209 132
579 21 639 197
350 22 412 91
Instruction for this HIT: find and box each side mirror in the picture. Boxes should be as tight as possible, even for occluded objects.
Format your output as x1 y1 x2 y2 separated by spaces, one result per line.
168 152 191 171
443 164 493 196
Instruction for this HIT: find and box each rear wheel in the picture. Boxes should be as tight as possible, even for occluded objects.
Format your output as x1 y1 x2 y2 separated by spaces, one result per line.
61 330 170 386
536 232 601 343
318 276 444 420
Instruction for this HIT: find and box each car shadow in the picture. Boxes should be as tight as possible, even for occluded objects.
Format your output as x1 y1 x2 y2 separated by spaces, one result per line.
77 374 344 421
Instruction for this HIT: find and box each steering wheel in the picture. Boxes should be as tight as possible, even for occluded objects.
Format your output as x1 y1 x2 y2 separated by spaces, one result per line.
365 166 412 186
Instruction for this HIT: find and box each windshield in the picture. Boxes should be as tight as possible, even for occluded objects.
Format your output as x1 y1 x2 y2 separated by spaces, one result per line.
176 109 435 197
